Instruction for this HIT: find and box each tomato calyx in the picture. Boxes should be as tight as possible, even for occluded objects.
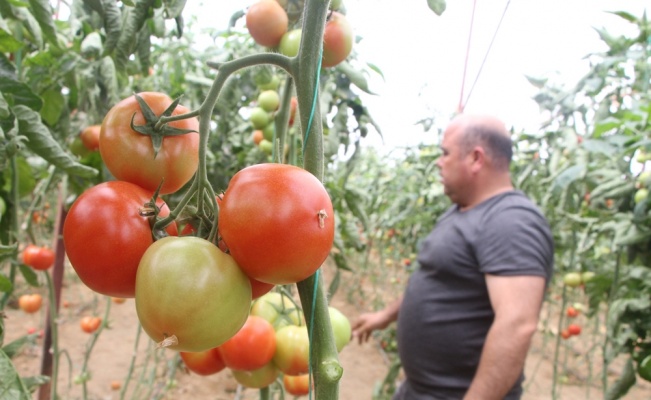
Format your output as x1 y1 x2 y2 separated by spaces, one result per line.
129 93 198 158
139 182 176 241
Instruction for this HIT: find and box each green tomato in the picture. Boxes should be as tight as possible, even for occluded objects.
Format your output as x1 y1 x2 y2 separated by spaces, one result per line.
258 139 273 155
250 107 270 130
634 188 648 204
231 362 279 389
637 171 651 186
272 325 310 375
258 90 280 112
262 123 275 141
0 197 5 220
279 29 301 57
258 75 281 91
581 271 596 283
329 306 351 352
251 292 302 330
563 272 582 288
135 236 252 352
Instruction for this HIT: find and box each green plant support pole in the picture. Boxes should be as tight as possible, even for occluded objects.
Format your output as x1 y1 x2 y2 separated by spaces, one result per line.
295 1 343 399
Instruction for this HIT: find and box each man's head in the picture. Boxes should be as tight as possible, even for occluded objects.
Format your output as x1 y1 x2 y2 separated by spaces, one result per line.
437 114 513 208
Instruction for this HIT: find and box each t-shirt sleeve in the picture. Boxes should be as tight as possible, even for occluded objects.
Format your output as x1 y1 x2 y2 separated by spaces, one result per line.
474 205 554 280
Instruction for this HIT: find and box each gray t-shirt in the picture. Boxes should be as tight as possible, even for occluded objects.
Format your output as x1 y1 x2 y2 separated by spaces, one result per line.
395 191 554 400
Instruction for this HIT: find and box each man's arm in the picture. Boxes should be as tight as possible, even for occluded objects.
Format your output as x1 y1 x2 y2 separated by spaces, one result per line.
351 295 403 344
464 275 546 400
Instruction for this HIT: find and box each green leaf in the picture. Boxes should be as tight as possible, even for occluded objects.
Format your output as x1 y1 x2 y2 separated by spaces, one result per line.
80 31 103 58
163 0 186 19
0 273 12 292
0 92 9 118
27 0 59 48
337 61 376 95
605 356 636 400
13 105 98 178
17 264 39 287
427 0 446 16
552 164 585 191
14 4 43 48
582 138 617 156
114 0 157 72
39 88 64 126
2 157 36 198
2 334 38 359
0 26 24 53
0 54 43 110
0 349 32 400
97 56 118 105
101 0 122 56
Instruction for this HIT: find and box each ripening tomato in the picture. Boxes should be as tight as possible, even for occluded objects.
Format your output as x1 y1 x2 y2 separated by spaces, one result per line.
80 316 102 333
251 292 302 330
218 315 276 371
566 306 579 318
180 348 226 376
246 0 288 48
231 362 279 389
135 236 252 352
288 96 298 127
272 325 310 375
218 164 335 285
99 92 199 195
322 12 353 68
560 329 571 340
22 245 55 271
80 125 101 151
568 324 582 336
18 294 43 314
63 181 177 298
283 373 311 396
252 130 264 145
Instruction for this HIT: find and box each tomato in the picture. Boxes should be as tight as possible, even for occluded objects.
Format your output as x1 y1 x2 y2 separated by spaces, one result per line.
135 236 252 352
80 316 102 333
322 12 353 68
581 271 596 283
560 329 571 340
69 137 91 158
99 92 199 195
252 130 264 145
258 139 273 155
22 244 55 271
289 96 298 127
258 90 280 112
111 297 127 304
249 107 270 130
218 316 276 371
279 29 301 57
218 163 335 285
250 278 275 300
258 75 280 91
18 294 43 314
562 272 582 288
180 347 226 376
272 325 310 375
63 181 177 298
329 306 351 352
638 355 651 382
635 188 649 204
262 123 275 141
231 363 279 389
246 0 288 48
568 324 581 336
566 306 579 318
80 125 101 151
283 373 311 396
251 292 302 330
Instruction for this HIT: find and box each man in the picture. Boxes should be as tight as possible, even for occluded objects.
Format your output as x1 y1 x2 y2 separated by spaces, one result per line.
352 114 554 400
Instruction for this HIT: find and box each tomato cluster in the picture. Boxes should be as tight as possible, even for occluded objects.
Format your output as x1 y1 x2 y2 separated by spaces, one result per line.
178 290 352 394
246 0 353 69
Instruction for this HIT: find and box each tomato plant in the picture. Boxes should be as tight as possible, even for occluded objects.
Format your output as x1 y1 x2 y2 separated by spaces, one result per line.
284 373 311 396
322 12 353 68
99 92 200 195
218 315 277 371
22 244 55 271
135 236 252 352
180 348 226 376
273 325 310 375
246 0 288 48
63 181 177 298
80 316 102 334
80 125 101 151
219 163 335 284
18 294 43 314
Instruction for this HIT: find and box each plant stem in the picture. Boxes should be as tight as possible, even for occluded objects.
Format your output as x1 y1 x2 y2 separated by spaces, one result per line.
120 323 143 400
80 297 112 400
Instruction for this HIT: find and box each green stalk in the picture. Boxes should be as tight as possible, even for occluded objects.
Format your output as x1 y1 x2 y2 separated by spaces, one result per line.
45 272 60 400
80 297 112 400
602 247 622 394
120 323 143 400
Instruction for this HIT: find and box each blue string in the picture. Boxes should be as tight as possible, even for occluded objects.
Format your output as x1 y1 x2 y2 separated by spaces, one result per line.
302 48 324 155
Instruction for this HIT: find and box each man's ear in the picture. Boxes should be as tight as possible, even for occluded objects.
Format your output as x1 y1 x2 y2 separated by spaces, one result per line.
470 146 485 171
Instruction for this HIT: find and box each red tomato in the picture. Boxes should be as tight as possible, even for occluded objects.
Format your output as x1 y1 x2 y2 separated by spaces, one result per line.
18 294 43 314
22 245 55 271
322 12 353 68
561 329 571 340
99 92 199 195
246 0 288 48
80 125 101 151
283 373 311 396
288 96 298 127
218 164 335 284
272 325 310 375
218 315 276 371
231 362 279 389
63 181 177 298
135 236 252 352
566 306 579 318
180 348 226 376
568 324 582 336
80 316 102 333
250 277 275 299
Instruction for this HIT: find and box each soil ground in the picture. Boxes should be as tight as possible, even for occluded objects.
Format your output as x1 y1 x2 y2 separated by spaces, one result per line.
4 260 651 400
